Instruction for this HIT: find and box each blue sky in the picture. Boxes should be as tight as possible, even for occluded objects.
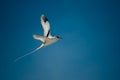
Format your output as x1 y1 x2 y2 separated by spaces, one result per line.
0 0 120 80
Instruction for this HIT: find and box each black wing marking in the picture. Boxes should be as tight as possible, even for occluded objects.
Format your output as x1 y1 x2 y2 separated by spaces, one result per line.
46 30 50 37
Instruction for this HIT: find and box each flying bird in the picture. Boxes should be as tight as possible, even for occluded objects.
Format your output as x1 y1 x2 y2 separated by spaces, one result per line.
14 14 62 62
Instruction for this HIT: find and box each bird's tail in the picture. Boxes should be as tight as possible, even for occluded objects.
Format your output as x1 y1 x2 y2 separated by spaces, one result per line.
14 44 44 62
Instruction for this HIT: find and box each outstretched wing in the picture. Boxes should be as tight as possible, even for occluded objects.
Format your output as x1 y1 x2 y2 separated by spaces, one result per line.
41 15 52 38
33 34 46 42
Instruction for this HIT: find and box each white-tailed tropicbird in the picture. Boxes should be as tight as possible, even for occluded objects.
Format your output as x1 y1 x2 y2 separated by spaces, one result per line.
14 14 62 62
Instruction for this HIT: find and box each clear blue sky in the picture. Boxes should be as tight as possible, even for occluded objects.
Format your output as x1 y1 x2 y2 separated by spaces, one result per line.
0 0 120 80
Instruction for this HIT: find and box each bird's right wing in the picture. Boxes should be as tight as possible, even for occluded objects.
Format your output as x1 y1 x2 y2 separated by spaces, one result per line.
41 15 52 38
33 34 46 42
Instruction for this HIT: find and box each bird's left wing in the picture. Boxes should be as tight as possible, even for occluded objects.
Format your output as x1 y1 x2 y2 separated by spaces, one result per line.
41 15 52 38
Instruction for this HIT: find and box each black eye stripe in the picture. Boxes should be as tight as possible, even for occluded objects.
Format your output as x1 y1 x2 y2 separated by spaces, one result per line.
56 36 60 38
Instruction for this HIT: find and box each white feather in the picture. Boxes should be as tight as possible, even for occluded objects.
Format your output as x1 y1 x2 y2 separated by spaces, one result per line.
41 15 52 38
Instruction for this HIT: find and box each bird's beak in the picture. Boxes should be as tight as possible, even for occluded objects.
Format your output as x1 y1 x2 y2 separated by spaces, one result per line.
59 37 63 40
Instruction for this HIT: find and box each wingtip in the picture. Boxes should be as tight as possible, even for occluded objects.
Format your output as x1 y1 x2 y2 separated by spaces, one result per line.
33 34 36 39
33 34 39 40
40 14 44 20
41 14 45 18
41 14 48 22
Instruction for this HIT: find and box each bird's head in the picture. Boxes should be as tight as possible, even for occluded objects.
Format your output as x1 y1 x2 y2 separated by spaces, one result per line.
56 36 63 40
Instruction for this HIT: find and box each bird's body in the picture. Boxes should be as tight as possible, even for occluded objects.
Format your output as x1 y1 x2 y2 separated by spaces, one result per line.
44 37 59 46
33 35 60 47
14 14 62 62
33 14 62 48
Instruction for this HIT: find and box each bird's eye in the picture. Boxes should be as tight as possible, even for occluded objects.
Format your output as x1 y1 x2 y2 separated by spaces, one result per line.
56 36 59 38
56 36 62 39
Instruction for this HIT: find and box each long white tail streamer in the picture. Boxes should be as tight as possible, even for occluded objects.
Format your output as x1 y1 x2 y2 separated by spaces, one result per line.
14 44 44 62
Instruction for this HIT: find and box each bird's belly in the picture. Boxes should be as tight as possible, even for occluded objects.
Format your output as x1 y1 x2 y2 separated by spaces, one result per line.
44 39 58 46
